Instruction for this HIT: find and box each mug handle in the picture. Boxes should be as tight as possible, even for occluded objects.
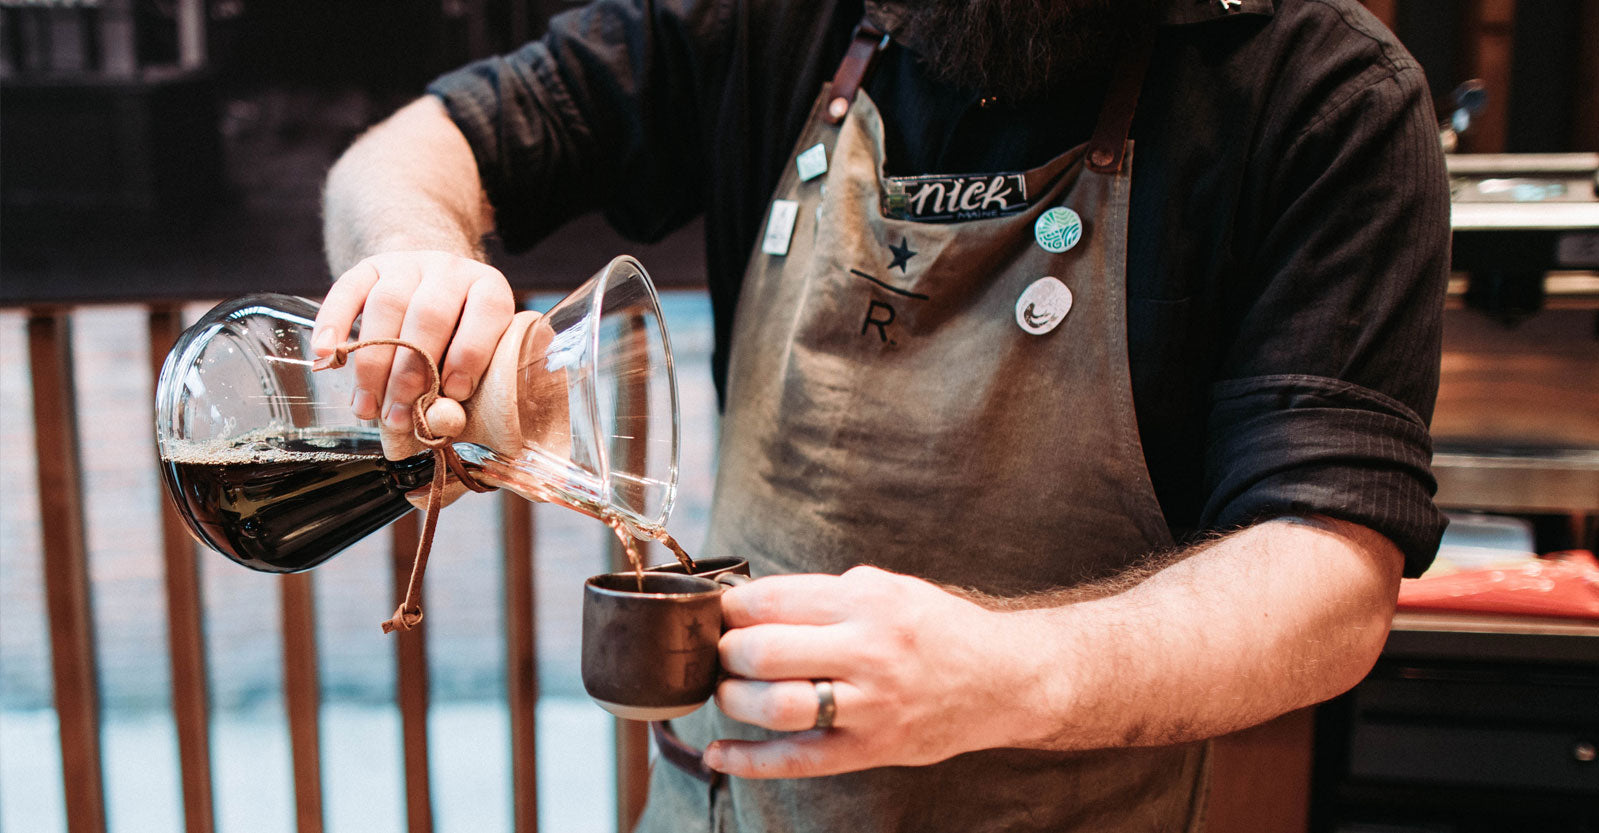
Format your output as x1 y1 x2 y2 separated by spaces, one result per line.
715 572 751 640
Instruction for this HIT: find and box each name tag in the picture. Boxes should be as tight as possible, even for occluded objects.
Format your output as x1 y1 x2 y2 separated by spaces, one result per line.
882 173 1029 223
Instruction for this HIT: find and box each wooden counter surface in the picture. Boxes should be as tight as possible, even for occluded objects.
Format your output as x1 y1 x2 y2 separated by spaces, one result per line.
1386 609 1599 665
1204 609 1597 833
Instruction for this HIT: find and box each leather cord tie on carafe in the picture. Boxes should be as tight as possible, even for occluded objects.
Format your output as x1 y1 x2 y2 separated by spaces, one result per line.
313 338 495 633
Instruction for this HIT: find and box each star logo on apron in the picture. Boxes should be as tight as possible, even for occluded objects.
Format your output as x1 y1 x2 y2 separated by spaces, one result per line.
886 237 917 272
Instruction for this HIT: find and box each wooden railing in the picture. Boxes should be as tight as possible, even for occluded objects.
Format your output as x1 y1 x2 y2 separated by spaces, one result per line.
28 308 108 833
7 290 1365 833
11 299 652 833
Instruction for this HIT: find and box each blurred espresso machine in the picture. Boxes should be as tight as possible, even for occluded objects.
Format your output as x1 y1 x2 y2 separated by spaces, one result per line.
1435 152 1599 534
1311 153 1599 833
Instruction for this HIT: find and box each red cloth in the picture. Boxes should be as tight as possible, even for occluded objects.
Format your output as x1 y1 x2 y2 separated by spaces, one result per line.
1397 550 1599 620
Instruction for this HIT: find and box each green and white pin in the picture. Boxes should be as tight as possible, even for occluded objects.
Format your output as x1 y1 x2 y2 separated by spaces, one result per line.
1034 207 1083 253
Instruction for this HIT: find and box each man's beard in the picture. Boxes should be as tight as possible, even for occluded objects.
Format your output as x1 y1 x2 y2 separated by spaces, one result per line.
894 0 1155 102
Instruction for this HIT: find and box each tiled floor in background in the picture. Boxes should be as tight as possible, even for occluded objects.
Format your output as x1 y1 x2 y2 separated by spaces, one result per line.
0 699 620 833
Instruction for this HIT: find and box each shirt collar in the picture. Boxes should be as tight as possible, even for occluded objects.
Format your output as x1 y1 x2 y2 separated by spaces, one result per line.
866 0 1274 35
1158 0 1275 25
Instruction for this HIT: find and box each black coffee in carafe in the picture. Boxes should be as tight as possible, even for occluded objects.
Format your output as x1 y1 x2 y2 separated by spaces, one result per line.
160 429 434 573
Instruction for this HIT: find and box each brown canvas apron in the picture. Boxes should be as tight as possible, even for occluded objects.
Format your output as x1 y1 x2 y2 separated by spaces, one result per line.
636 24 1207 833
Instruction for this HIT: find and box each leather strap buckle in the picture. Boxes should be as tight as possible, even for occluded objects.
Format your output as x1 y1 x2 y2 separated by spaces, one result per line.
824 18 890 124
1086 28 1156 174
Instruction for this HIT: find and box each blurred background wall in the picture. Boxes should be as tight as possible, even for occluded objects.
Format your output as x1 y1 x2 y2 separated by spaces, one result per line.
0 2 1594 833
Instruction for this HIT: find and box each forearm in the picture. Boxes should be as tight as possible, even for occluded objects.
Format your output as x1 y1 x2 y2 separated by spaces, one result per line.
322 96 495 274
706 516 1404 778
1005 516 1403 750
315 95 516 418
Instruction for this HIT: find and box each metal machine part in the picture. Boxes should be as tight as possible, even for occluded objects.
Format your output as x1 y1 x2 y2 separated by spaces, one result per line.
1435 152 1599 538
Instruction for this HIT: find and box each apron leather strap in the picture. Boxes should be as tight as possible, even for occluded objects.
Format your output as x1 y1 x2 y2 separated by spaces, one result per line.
1086 28 1156 174
824 17 890 124
651 720 723 786
825 17 1153 171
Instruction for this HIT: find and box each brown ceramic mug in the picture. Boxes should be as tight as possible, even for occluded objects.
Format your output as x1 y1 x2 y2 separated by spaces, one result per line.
580 570 749 720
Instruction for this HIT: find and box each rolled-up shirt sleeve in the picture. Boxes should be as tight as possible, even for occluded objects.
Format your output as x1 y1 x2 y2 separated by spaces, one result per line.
426 0 731 250
1205 375 1443 574
1204 38 1451 576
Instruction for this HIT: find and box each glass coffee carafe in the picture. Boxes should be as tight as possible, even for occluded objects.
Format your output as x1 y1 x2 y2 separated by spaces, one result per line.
156 255 679 573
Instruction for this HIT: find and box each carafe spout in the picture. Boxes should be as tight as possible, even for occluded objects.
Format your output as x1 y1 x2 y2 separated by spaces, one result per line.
450 441 606 513
446 441 522 496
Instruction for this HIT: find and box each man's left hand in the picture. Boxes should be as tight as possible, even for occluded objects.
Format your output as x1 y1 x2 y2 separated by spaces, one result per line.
705 565 1048 779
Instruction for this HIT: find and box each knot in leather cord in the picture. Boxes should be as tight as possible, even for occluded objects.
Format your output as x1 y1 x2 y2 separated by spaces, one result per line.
313 337 494 633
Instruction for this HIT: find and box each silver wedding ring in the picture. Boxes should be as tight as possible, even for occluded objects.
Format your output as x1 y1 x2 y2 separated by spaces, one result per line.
812 679 837 731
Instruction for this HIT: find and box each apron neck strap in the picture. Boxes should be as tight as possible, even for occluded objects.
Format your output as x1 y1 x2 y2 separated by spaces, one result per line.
1086 27 1156 175
823 17 1154 171
824 17 891 124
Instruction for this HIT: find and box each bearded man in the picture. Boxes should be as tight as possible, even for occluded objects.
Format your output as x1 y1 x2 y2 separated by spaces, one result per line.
314 0 1450 830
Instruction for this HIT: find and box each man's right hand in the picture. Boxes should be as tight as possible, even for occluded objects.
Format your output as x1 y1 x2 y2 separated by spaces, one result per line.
311 250 516 427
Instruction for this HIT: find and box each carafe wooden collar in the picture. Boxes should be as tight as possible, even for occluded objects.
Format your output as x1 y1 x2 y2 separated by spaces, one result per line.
311 310 548 632
369 311 549 511
314 335 495 633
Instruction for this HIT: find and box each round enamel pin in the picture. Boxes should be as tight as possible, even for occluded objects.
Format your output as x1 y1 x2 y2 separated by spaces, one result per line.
1034 206 1083 253
1015 277 1073 335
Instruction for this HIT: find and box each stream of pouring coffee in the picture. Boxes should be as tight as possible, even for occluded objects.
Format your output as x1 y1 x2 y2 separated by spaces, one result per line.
472 455 695 588
506 313 694 586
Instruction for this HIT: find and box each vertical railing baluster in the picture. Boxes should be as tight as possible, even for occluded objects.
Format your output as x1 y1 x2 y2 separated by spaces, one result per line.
28 307 108 833
609 312 652 833
281 572 325 833
606 571 652 833
95 0 136 76
270 317 327 833
148 304 217 833
392 512 434 833
1578 3 1599 149
175 0 206 69
1462 0 1515 154
503 491 539 832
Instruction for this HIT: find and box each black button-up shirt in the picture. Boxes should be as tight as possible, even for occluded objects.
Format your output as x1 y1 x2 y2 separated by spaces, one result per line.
429 0 1451 573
